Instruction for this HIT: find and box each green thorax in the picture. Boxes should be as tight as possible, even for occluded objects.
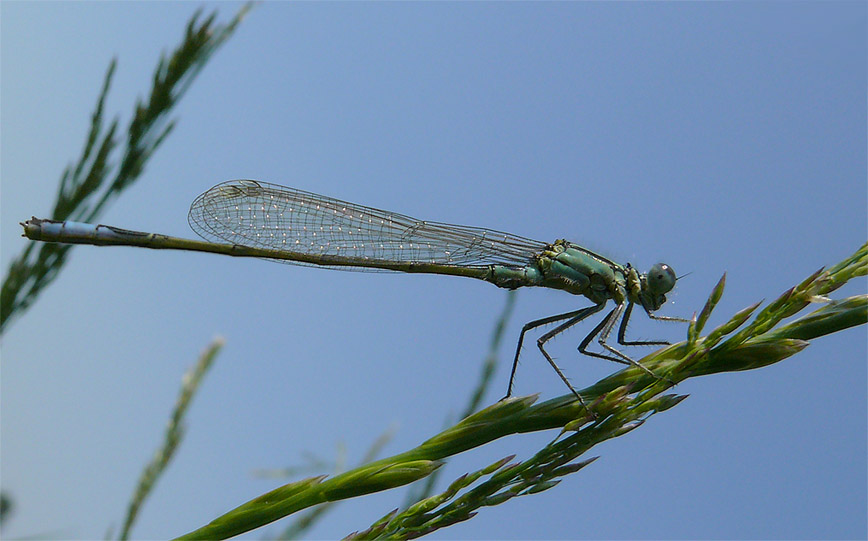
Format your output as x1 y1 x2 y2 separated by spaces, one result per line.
534 240 630 304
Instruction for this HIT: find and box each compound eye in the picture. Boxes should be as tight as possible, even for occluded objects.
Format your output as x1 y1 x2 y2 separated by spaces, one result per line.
647 263 676 295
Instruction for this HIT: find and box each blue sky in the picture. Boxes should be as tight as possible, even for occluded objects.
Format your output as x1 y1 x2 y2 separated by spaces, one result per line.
1 2 865 539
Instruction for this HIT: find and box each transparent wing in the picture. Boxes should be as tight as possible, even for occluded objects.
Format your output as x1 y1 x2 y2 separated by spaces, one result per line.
188 180 549 271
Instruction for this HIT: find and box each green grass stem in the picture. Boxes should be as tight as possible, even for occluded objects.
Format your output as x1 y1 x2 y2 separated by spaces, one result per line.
120 338 223 540
176 243 866 540
0 3 252 335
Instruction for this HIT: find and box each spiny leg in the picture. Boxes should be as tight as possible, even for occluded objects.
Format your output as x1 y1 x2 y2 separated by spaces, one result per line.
504 305 602 400
578 303 661 380
533 303 607 411
617 302 670 347
617 303 689 383
646 311 692 323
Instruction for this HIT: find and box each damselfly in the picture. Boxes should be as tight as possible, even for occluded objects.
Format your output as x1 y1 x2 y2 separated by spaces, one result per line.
22 180 685 411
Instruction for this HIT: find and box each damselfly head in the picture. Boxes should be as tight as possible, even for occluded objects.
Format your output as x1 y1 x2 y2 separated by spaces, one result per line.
647 263 677 295
640 263 677 311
